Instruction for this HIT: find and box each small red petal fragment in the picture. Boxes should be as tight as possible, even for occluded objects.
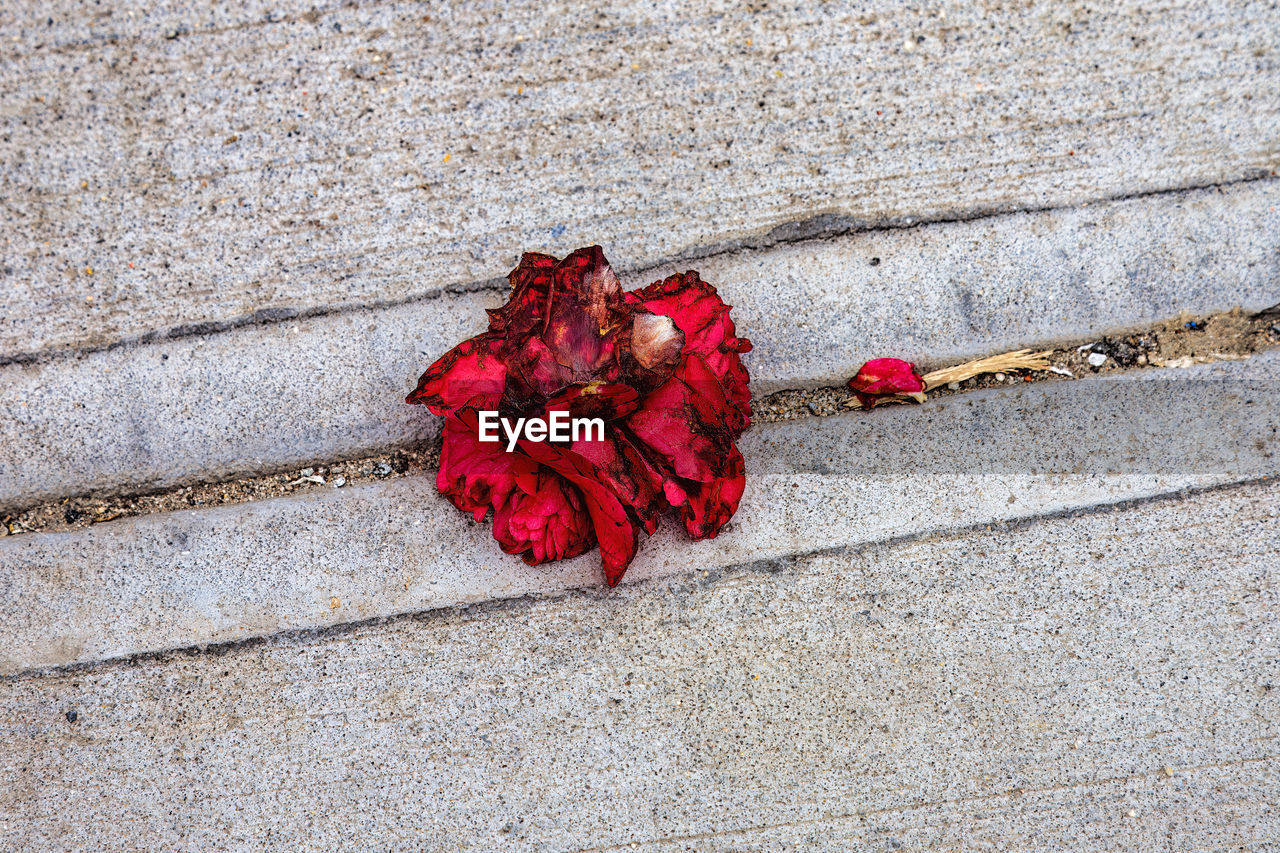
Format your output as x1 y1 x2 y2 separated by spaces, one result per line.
847 357 925 409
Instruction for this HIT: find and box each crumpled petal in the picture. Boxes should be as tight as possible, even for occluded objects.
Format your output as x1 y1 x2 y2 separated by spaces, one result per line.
405 333 506 416
627 354 737 483
679 445 746 539
486 252 556 338
501 246 637 402
492 466 595 566
626 355 746 538
514 437 639 586
544 381 643 423
436 410 528 521
847 357 926 409
570 427 668 536
627 271 753 430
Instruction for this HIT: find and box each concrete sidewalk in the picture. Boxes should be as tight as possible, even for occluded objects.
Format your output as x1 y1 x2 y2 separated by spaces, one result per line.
3 181 1276 512
2 0 1278 848
2 479 1276 850
3 0 1276 358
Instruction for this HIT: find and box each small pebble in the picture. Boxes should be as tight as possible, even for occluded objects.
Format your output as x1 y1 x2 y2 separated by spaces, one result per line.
333 476 346 488
300 467 314 477
1126 809 1136 818
1087 352 1108 367
947 382 960 391
372 462 392 478
994 372 1006 382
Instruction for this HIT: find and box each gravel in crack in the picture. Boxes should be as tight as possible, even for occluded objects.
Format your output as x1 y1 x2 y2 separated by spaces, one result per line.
2 445 439 537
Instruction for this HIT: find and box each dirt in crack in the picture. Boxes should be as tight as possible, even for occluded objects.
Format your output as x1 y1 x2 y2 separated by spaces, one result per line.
2 446 439 537
756 307 1280 421
4 307 1278 537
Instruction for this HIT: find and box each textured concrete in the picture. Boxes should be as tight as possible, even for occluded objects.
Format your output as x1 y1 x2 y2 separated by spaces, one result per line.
4 351 1277 675
2 0 1278 358
3 1 1278 847
1 478 1276 850
3 181 1277 512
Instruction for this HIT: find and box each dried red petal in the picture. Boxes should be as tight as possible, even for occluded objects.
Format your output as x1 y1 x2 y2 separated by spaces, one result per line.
680 445 746 539
544 381 642 423
407 246 752 586
436 412 528 521
627 271 752 430
405 333 506 416
569 428 668 536
626 354 746 538
514 437 638 586
486 252 556 337
492 466 595 566
847 358 926 409
627 355 738 484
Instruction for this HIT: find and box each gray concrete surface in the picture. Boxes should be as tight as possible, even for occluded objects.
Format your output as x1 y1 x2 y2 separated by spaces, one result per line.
3 2 1278 847
2 0 1277 359
4 352 1277 675
3 181 1277 512
2 477 1275 851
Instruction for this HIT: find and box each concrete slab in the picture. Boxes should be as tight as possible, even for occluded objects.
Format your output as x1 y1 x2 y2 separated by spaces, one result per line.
3 181 1276 512
1 477 1275 850
2 0 1277 358
3 351 1277 675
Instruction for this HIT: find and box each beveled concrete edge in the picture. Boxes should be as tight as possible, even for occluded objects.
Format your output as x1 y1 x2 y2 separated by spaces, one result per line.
4 175 1273 369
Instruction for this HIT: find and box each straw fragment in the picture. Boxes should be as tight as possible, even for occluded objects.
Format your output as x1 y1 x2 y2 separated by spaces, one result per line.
921 349 1054 389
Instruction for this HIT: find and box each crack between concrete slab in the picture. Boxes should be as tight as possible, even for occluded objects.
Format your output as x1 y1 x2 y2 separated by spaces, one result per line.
5 306 1275 530
3 472 1273 683
2 172 1274 368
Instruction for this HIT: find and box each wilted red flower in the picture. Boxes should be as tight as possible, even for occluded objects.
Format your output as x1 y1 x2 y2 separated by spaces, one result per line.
847 357 926 408
407 246 752 586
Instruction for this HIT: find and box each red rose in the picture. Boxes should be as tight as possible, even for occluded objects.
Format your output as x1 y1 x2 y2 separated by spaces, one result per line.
407 246 752 586
847 358 926 409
